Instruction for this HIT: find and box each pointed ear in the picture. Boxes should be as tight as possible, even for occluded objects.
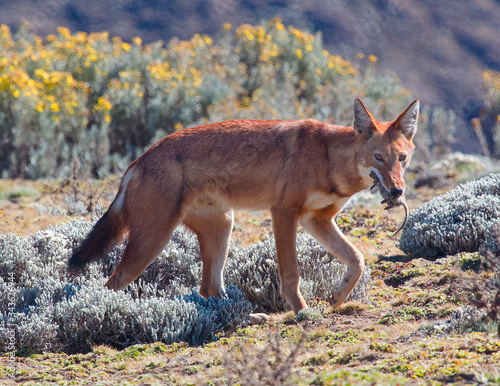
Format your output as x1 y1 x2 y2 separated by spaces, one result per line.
353 98 377 139
395 100 419 140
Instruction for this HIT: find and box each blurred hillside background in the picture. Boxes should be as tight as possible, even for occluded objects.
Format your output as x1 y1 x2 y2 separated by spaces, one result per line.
1 0 500 178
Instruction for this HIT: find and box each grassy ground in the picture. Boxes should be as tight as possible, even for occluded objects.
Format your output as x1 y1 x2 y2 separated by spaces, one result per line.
0 177 499 385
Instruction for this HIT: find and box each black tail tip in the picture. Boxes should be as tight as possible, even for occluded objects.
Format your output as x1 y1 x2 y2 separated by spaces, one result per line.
67 250 88 273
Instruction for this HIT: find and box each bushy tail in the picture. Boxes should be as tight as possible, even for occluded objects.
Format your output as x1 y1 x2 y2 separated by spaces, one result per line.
68 204 126 272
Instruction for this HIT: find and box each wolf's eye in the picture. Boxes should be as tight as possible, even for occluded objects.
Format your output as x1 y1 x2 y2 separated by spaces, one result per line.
399 154 407 162
374 154 384 162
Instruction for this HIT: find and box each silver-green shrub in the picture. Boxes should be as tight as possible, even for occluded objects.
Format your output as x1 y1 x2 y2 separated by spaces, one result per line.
226 233 371 313
399 174 500 256
482 70 500 159
0 222 252 353
0 215 371 353
414 152 498 189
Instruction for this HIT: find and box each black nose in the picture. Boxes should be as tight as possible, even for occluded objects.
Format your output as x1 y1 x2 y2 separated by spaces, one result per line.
390 187 404 198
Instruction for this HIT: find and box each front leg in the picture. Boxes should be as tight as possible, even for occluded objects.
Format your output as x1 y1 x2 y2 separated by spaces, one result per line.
271 206 308 313
300 208 365 309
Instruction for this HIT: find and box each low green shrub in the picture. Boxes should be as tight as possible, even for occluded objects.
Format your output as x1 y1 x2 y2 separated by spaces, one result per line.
0 214 371 353
399 173 500 256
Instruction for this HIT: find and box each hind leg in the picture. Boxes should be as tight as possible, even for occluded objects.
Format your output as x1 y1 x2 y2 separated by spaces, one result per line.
105 215 182 291
272 206 307 313
184 208 233 298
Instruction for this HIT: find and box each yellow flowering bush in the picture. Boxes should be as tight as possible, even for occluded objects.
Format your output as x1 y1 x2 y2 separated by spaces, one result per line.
231 18 357 104
0 19 412 178
210 18 411 125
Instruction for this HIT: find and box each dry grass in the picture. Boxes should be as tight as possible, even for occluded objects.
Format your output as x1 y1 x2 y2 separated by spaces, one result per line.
334 301 368 315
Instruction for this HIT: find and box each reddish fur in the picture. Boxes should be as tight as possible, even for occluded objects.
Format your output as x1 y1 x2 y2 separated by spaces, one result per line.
69 99 419 313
